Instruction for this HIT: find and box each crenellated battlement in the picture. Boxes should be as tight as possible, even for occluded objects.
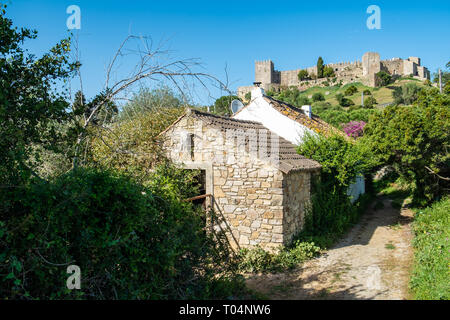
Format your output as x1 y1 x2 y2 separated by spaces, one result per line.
239 52 430 98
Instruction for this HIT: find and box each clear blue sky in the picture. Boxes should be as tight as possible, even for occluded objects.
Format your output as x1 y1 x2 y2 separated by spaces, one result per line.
7 0 450 105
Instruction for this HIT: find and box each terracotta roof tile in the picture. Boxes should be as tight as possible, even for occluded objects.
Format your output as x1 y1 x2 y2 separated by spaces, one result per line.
187 109 321 173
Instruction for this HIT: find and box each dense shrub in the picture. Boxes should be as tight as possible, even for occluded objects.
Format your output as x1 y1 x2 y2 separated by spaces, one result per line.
363 96 377 108
342 121 366 138
410 197 449 300
362 89 450 206
237 241 321 273
312 92 325 102
393 83 421 105
335 93 355 107
319 109 349 128
213 95 241 116
323 66 335 78
0 167 243 299
296 134 375 247
297 69 309 81
375 71 392 87
344 85 358 96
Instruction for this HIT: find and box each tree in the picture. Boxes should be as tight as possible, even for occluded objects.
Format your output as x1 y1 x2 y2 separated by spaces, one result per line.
335 93 355 107
344 85 358 96
213 95 241 116
363 96 377 108
0 4 76 185
298 69 309 81
375 71 392 87
317 57 324 78
118 86 183 121
323 66 335 78
362 88 450 206
312 92 325 102
392 83 421 105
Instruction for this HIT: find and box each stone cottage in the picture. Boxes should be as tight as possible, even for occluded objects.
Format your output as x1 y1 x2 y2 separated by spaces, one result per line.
233 87 365 202
159 108 321 251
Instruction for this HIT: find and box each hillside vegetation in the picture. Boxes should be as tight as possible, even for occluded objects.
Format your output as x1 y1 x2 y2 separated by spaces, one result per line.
410 197 450 300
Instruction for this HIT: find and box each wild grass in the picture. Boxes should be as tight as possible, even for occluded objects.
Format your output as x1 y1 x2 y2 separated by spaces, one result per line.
410 197 450 300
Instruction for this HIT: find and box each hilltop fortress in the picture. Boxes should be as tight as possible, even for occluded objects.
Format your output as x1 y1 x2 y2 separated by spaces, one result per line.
238 52 430 99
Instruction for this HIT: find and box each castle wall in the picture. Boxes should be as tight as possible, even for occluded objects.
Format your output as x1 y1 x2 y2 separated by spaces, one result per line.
403 60 417 77
280 69 302 86
381 59 404 76
239 52 429 93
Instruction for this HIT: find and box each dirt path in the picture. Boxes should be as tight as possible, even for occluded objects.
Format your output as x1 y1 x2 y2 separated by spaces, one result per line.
245 197 415 300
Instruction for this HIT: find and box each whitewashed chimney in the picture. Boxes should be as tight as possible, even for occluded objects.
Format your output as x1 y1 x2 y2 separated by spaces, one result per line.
301 105 312 118
251 87 265 100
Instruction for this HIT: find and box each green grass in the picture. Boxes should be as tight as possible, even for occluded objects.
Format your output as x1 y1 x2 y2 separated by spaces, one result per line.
297 78 428 108
409 197 450 300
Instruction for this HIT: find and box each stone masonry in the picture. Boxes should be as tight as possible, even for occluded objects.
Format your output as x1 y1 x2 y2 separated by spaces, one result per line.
160 109 321 251
238 51 430 99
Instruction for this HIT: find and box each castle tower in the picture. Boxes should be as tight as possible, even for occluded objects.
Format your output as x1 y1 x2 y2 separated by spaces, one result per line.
362 52 381 76
255 60 274 85
408 57 420 66
362 52 381 87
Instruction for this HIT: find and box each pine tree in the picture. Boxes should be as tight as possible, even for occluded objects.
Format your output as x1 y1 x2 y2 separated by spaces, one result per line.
317 57 324 78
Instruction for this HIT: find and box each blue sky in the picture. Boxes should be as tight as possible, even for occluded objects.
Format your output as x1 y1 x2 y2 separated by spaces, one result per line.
7 0 450 105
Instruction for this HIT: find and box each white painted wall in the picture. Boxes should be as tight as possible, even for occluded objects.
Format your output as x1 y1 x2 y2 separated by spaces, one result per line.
234 92 365 202
233 96 316 145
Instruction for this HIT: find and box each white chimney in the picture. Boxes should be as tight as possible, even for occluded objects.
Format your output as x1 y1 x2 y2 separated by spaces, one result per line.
251 87 265 100
301 105 312 118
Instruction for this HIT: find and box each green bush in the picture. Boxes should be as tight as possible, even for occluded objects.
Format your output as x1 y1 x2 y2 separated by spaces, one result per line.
363 96 377 108
362 89 450 206
312 92 325 102
0 167 243 299
363 89 372 95
237 241 321 273
296 134 375 247
336 93 355 107
375 71 392 87
298 69 309 81
410 197 450 300
344 85 358 96
393 83 422 105
323 66 335 78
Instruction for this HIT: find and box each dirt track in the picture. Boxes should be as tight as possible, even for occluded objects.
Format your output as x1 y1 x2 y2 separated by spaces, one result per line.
245 197 414 300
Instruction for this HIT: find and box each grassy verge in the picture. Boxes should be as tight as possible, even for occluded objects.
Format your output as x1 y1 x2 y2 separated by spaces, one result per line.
409 197 450 300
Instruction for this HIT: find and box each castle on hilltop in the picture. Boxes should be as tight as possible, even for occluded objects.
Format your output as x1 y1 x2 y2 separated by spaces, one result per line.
237 52 430 99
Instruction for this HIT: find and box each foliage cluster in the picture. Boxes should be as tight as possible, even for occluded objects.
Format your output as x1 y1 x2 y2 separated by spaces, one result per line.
410 197 449 300
296 134 375 247
362 88 450 206
342 121 366 138
237 241 321 273
375 71 392 87
344 85 358 96
0 167 244 299
392 83 421 105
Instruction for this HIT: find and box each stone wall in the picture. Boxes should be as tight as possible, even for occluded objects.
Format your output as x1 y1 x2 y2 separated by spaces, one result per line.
381 59 404 76
255 60 275 84
162 114 313 251
282 171 311 244
240 52 430 94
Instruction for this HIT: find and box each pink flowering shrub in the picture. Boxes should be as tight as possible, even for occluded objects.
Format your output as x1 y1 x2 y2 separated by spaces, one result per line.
342 121 366 138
